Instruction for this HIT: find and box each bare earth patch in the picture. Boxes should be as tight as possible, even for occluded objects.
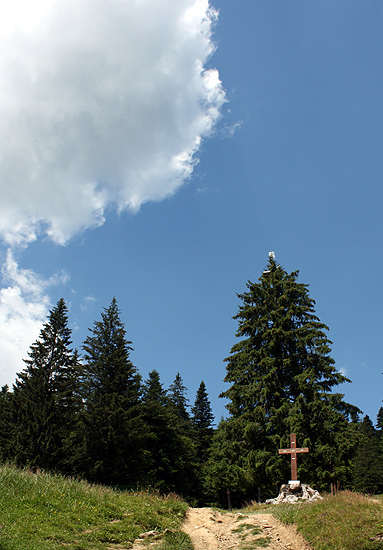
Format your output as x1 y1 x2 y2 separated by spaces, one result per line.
182 507 313 550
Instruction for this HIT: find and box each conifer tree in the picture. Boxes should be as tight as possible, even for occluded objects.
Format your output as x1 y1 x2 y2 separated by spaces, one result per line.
169 372 190 423
11 299 81 472
352 415 383 494
204 417 253 506
377 407 383 431
168 373 202 497
141 370 196 495
81 298 143 484
0 385 12 462
209 255 359 500
141 370 176 488
190 381 215 504
191 381 214 460
377 407 383 490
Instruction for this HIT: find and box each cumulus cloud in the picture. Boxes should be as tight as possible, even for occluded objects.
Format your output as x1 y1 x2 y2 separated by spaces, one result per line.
0 0 226 385
0 0 225 245
0 250 68 387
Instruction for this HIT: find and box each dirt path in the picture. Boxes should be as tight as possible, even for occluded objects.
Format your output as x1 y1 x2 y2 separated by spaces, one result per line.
182 507 313 550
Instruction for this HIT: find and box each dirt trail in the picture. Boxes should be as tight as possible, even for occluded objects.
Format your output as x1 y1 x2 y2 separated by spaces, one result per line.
182 507 313 550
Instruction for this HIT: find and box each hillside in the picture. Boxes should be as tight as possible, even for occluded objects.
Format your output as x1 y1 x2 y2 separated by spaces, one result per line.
0 464 191 550
1 464 383 550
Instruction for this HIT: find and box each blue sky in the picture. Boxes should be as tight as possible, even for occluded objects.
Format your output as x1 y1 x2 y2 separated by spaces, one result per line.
0 1 382 424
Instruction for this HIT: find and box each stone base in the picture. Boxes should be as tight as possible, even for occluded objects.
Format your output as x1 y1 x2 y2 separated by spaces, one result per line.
265 483 322 504
288 480 301 489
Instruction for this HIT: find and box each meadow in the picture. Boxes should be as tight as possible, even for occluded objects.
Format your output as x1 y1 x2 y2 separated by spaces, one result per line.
250 491 383 550
0 464 192 550
1 463 383 550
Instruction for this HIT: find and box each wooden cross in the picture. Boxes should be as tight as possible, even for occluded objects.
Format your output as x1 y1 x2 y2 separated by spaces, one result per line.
279 433 309 481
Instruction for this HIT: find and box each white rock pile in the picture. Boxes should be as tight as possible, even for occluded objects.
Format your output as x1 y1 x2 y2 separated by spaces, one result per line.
265 481 322 504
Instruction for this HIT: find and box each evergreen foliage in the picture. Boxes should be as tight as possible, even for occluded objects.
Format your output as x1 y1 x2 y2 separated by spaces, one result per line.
1 280 381 500
81 298 144 484
141 370 197 496
192 381 214 431
169 372 190 423
204 417 254 506
0 385 12 461
352 415 383 494
191 381 214 460
376 406 383 430
168 373 200 493
208 255 359 500
189 381 215 503
141 370 178 488
10 299 81 473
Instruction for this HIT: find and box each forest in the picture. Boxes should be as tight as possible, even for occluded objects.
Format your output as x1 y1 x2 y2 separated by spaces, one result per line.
0 255 382 506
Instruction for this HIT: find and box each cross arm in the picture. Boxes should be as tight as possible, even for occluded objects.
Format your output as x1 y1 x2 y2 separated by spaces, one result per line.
279 447 309 454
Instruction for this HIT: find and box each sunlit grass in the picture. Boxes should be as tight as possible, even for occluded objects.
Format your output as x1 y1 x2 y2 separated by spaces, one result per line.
247 491 383 550
0 463 190 550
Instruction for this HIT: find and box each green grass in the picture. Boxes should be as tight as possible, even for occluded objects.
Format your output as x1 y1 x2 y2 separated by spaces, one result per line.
4 466 382 550
231 522 270 549
0 463 191 550
155 530 194 550
232 523 261 537
247 491 383 550
249 538 270 548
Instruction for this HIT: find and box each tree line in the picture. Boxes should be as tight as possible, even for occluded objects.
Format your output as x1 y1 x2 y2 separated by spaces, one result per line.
0 255 382 504
0 297 214 502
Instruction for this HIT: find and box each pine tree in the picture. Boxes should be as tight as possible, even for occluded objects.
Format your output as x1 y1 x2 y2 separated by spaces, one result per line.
376 407 383 431
81 298 144 484
168 373 203 498
210 255 359 499
141 370 196 495
377 406 383 492
141 370 176 488
190 381 215 504
169 372 190 423
204 417 254 507
0 385 13 462
352 415 383 494
11 299 81 472
191 381 214 459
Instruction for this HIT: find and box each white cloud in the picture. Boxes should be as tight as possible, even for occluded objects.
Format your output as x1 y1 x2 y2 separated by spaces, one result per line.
0 0 225 245
0 0 226 384
0 250 67 387
339 366 348 377
222 120 243 138
80 295 97 312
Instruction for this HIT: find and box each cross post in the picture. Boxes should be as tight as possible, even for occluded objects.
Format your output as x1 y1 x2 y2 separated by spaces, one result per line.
278 433 309 482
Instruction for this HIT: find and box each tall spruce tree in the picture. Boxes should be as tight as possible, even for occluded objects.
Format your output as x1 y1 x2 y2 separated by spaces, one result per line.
168 373 201 497
377 407 383 431
141 370 196 496
191 381 214 460
352 415 383 494
141 370 176 489
11 299 81 473
191 381 215 504
169 373 190 422
0 385 12 462
81 298 143 484
208 255 359 501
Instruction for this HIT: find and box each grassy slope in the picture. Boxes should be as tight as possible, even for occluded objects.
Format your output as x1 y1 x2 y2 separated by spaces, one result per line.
247 491 383 550
2 465 382 550
0 464 193 550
